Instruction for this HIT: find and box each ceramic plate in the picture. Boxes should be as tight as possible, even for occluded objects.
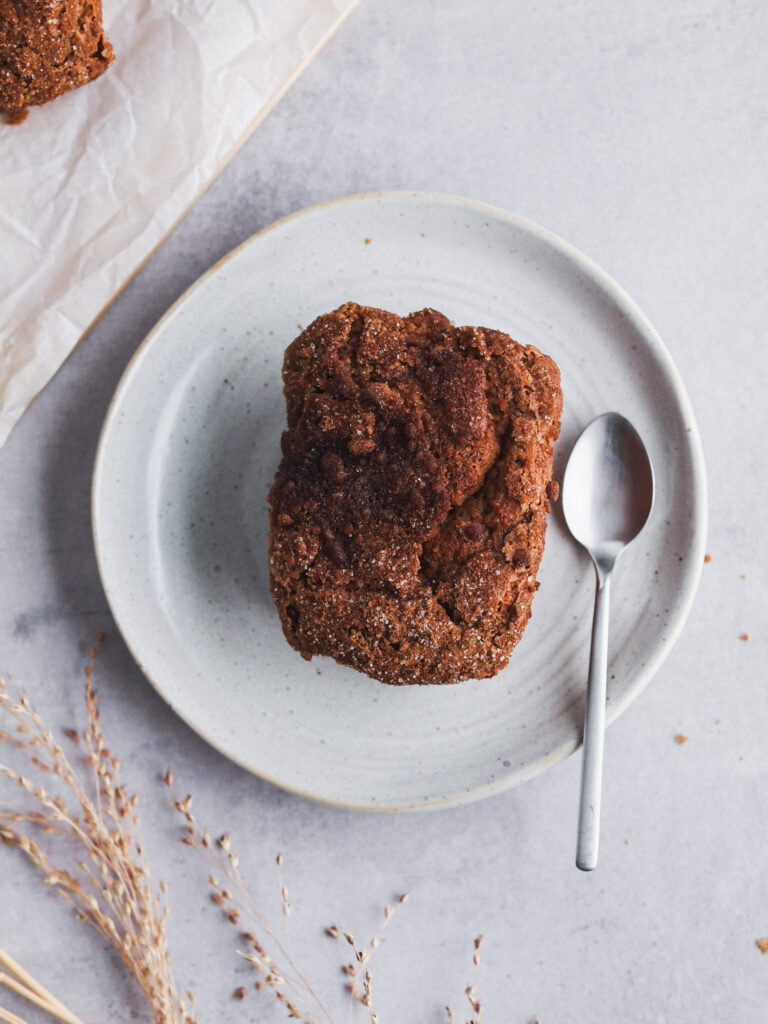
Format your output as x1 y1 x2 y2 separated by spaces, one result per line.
92 192 706 810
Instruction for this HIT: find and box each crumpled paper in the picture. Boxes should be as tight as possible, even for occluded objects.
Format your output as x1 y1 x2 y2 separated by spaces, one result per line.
0 0 360 448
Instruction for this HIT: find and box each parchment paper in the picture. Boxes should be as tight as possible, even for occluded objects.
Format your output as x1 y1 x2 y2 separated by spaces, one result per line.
0 0 360 448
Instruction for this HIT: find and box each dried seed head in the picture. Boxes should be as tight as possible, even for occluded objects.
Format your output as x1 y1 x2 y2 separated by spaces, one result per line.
0 650 194 1024
465 984 481 1015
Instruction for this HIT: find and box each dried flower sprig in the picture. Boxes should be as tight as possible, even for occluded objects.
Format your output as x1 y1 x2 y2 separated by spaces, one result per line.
170 782 415 1024
169 778 334 1023
0 640 194 1024
325 892 409 1023
445 936 484 1024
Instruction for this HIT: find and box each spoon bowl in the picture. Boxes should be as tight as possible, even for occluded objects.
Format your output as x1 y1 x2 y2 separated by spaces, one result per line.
563 413 655 554
562 412 655 870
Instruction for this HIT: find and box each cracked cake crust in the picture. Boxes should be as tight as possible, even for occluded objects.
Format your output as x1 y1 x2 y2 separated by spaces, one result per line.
268 302 562 686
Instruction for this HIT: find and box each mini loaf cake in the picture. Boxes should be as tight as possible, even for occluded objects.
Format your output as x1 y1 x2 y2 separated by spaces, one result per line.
268 302 562 686
0 0 114 121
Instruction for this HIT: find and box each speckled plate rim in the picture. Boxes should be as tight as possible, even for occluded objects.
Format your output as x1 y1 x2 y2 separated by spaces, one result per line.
92 190 708 811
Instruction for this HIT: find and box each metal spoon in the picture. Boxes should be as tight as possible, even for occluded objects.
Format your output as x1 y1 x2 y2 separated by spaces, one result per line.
562 412 655 871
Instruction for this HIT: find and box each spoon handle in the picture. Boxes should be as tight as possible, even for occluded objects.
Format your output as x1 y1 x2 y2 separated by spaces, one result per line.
576 567 612 871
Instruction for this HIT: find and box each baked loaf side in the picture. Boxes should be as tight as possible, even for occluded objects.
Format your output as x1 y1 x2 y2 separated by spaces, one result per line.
0 0 114 116
268 302 562 686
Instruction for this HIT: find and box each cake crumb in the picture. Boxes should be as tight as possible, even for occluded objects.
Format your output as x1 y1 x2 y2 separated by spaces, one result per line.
364 237 372 244
233 986 248 1001
704 553 711 563
5 107 28 124
675 733 688 744
756 938 768 954
739 633 750 641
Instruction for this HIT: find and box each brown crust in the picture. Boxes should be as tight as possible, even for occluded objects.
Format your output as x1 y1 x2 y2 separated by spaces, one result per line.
0 0 114 114
268 303 562 685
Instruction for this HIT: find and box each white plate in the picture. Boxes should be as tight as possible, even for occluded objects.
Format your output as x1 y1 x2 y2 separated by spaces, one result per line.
92 192 707 810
